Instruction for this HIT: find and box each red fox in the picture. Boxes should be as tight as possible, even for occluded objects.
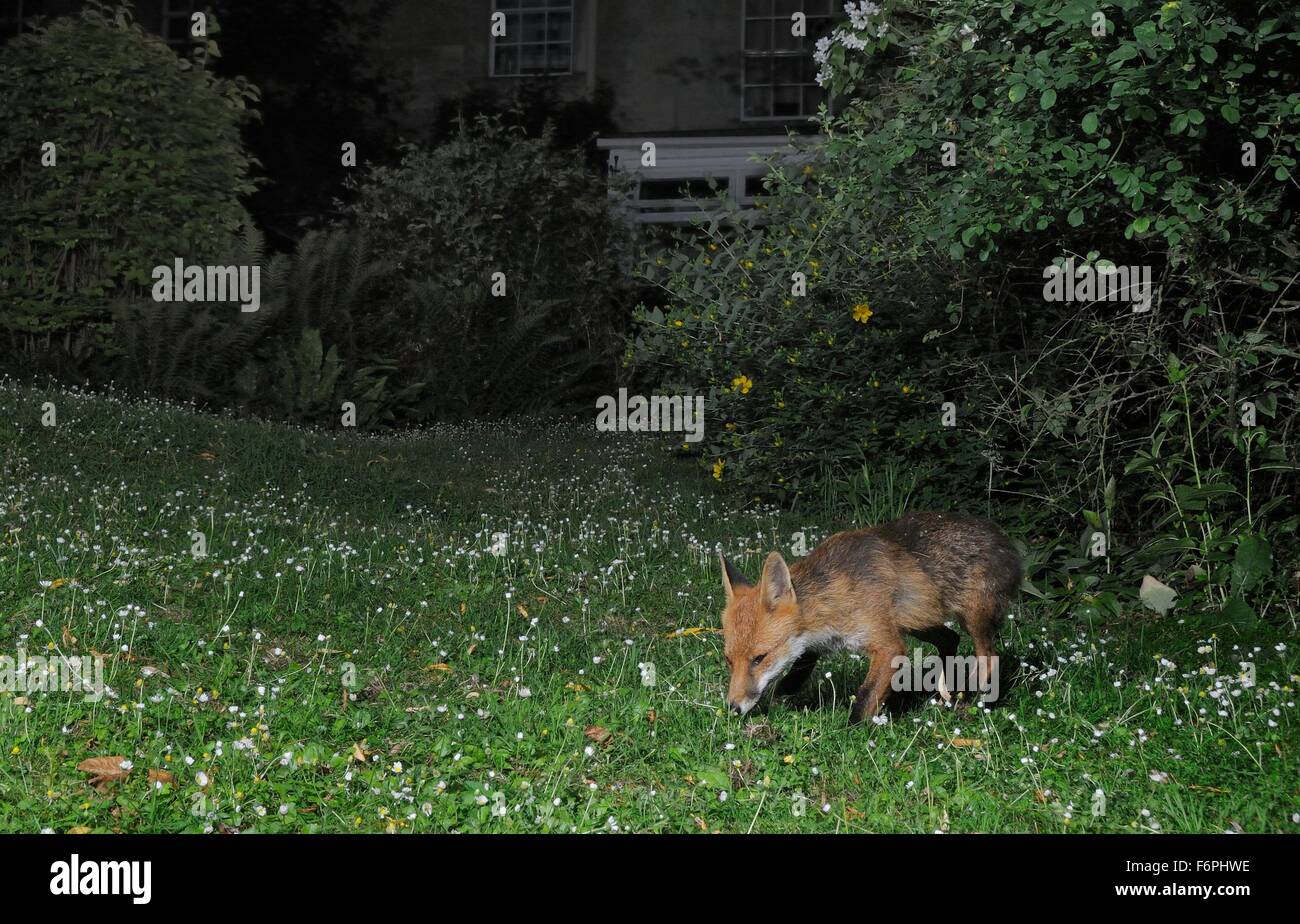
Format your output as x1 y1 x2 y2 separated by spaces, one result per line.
719 512 1022 723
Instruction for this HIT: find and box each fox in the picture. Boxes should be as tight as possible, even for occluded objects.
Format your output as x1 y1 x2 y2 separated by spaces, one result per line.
719 511 1022 723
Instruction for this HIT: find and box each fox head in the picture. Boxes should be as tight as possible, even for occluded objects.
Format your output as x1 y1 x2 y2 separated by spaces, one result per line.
719 551 800 715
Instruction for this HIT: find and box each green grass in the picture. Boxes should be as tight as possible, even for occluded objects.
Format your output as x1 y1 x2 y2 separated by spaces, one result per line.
0 380 1296 833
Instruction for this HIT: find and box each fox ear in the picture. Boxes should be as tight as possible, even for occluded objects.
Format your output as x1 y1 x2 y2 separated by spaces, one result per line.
759 551 796 609
719 552 751 601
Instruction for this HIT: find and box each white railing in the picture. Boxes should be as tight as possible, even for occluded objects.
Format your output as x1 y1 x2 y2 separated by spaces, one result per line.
596 134 821 224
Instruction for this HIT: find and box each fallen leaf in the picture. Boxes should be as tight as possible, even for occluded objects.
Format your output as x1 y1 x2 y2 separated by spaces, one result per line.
67 826 93 834
516 603 529 619
664 626 721 639
950 738 983 748
77 756 132 789
62 625 77 647
424 663 451 672
565 682 589 693
1139 575 1177 615
46 578 69 591
351 742 370 763
197 451 216 461
147 769 175 786
584 725 611 744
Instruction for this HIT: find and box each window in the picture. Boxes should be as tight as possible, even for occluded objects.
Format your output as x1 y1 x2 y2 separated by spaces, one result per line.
491 0 573 77
160 1 197 51
742 0 836 120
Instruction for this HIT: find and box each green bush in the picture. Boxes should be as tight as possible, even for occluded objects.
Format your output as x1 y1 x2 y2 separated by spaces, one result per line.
0 2 259 348
632 0 1299 612
343 117 637 420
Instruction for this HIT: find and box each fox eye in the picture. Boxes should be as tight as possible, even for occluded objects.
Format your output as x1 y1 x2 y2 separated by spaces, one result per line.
751 654 767 666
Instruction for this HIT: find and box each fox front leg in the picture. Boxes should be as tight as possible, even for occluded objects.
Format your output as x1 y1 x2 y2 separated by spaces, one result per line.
849 644 905 724
775 651 819 696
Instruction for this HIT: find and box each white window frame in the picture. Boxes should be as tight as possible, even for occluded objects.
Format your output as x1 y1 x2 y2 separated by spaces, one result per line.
489 0 575 78
740 0 836 123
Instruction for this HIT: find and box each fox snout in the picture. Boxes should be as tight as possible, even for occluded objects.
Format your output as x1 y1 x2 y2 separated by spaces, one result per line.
726 676 759 716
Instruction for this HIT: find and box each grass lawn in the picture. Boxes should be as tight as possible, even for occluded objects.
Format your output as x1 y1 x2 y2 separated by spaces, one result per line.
0 380 1296 833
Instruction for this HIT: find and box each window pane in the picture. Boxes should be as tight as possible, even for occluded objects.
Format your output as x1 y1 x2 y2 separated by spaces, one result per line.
745 56 774 86
519 45 546 73
744 0 772 16
773 23 800 51
803 85 826 115
772 85 801 116
521 12 546 43
501 12 521 43
744 18 771 51
744 86 773 118
546 11 570 41
773 56 802 84
548 44 571 73
494 45 519 74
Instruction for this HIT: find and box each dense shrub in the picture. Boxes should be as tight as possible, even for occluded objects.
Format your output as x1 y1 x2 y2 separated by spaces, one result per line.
343 117 637 419
0 2 258 353
632 0 1299 614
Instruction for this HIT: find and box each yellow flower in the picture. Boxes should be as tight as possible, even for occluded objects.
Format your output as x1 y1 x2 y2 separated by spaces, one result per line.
731 374 754 395
852 303 874 323
742 260 754 269
674 319 683 327
901 385 912 395
712 459 726 481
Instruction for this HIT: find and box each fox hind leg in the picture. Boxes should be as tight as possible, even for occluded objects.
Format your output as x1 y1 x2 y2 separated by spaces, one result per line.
911 625 960 703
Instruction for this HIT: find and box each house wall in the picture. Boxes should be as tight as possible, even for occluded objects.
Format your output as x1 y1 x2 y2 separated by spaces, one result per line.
4 0 811 138
378 0 793 137
595 0 745 134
